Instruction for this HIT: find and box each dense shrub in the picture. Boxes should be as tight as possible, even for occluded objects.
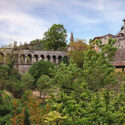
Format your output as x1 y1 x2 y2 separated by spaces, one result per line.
49 83 125 125
68 39 88 68
21 72 34 89
10 91 67 125
52 61 83 92
83 49 116 91
83 39 117 91
6 80 27 98
0 65 22 96
116 72 125 82
36 75 51 97
29 60 54 83
0 90 13 124
0 65 9 89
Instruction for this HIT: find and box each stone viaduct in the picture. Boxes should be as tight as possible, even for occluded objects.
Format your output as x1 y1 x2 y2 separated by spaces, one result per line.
0 49 68 74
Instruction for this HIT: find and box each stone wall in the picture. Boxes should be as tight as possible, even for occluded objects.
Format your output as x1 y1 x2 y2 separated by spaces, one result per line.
14 64 31 74
0 49 68 74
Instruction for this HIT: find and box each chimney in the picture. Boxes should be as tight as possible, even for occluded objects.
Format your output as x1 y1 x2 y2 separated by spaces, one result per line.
123 19 125 36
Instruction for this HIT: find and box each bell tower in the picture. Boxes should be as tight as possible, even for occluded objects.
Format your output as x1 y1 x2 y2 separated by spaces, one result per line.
123 19 125 36
70 32 74 42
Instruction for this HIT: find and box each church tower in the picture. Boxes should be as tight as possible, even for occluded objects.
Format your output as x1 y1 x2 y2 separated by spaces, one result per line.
70 32 74 42
123 19 125 36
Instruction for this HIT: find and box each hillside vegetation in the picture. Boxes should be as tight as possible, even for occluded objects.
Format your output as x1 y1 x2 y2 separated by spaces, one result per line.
0 25 125 125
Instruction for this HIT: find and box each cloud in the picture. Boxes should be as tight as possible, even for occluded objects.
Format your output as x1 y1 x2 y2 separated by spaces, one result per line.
0 0 60 46
0 0 125 46
70 0 125 23
68 11 101 24
0 11 50 45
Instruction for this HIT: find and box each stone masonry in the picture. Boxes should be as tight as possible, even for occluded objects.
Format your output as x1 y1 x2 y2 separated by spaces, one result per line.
0 49 68 74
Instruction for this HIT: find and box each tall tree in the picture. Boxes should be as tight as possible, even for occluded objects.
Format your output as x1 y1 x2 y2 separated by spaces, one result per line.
43 24 67 50
68 39 88 68
83 38 117 91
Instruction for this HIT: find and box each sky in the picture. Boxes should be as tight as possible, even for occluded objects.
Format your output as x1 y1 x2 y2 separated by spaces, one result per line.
0 0 125 47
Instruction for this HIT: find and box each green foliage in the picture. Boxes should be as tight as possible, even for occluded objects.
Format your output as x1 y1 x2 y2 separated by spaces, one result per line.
29 60 54 83
45 111 67 124
7 80 27 99
69 50 84 68
0 90 13 125
27 39 44 50
8 68 21 81
21 72 34 89
43 24 67 50
36 75 51 97
49 83 125 125
0 53 4 63
0 83 124 125
0 64 21 92
68 39 88 68
18 39 45 50
0 63 25 99
116 72 125 82
9 91 67 125
52 60 83 92
2 62 24 98
62 56 69 65
83 38 117 91
0 65 9 89
95 38 117 61
0 51 26 99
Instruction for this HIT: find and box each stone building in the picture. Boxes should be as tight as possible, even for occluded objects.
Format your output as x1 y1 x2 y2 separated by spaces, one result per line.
93 20 125 71
67 32 75 51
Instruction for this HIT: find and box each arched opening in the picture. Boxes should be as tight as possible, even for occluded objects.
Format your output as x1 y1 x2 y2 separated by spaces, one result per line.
27 54 32 64
13 54 18 63
40 55 44 60
47 55 51 61
64 56 68 59
0 53 4 63
63 56 69 64
6 53 11 63
52 55 56 63
20 54 25 64
118 33 124 37
34 55 39 62
58 55 62 64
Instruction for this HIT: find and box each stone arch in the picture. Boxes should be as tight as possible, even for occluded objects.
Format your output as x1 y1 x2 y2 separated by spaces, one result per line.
27 54 32 64
6 53 11 63
34 54 39 62
20 54 25 64
46 55 51 61
63 56 68 64
0 53 4 63
64 56 68 59
14 54 18 63
40 55 45 60
118 33 124 37
52 55 56 63
58 55 62 64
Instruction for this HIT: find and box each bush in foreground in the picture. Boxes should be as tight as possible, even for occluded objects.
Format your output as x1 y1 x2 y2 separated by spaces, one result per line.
29 60 54 84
